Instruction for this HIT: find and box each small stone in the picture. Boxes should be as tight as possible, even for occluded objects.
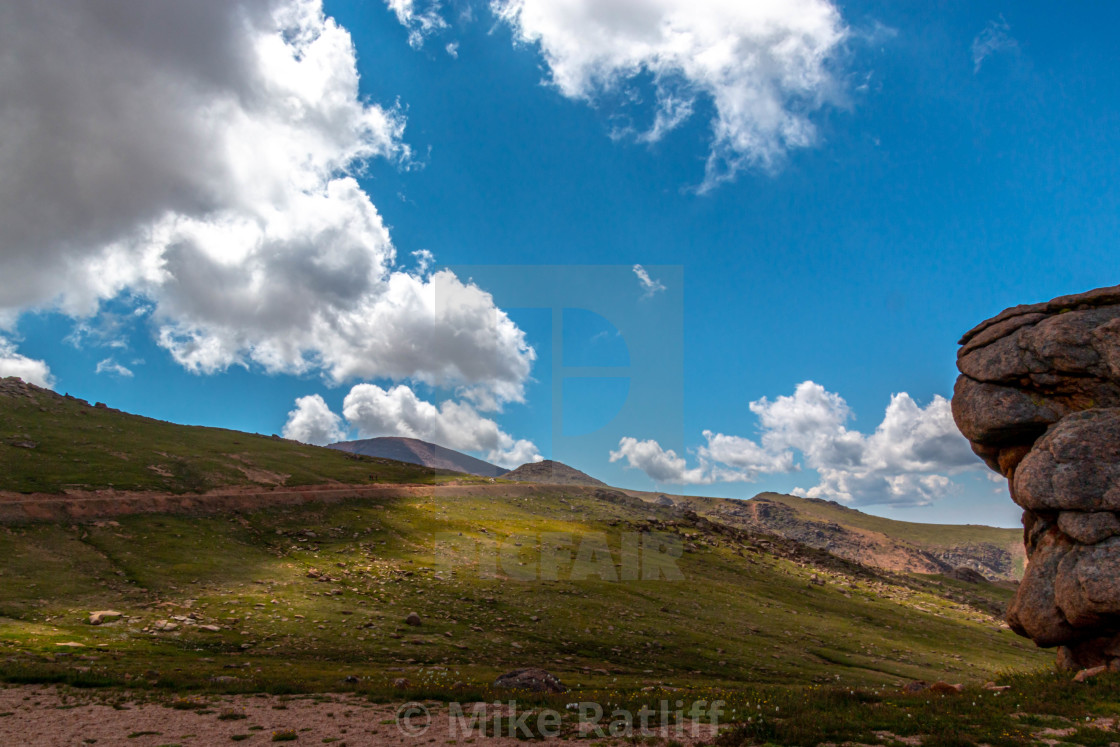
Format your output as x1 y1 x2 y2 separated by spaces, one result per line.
405 612 422 626
1074 665 1108 683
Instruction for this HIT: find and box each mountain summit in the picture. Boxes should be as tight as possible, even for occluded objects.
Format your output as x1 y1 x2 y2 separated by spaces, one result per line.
502 459 606 487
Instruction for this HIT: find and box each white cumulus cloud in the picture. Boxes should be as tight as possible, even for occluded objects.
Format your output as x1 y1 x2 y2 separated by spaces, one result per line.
612 381 981 506
610 436 757 485
0 338 54 389
283 394 349 445
492 0 849 188
341 383 541 468
0 0 534 408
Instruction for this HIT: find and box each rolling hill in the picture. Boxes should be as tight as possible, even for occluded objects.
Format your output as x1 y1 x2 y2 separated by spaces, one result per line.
328 436 508 477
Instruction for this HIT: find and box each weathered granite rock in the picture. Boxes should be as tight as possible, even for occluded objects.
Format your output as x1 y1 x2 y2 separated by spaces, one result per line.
1005 527 1079 646
1053 537 1120 628
953 284 1120 670
1058 512 1120 545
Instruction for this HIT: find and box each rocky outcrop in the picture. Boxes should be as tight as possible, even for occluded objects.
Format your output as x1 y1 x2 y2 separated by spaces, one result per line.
493 668 567 693
953 284 1120 669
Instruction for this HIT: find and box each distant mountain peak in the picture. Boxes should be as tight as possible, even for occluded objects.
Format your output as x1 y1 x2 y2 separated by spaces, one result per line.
328 437 507 477
502 459 606 487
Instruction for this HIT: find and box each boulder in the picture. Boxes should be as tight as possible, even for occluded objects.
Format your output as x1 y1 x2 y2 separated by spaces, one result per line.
88 610 122 625
493 668 567 693
953 285 1120 668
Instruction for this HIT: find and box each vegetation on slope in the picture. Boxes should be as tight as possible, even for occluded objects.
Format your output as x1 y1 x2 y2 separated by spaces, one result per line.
0 486 1047 697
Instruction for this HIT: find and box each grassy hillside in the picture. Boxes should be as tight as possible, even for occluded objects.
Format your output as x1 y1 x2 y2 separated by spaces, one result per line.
0 486 1048 696
0 379 470 494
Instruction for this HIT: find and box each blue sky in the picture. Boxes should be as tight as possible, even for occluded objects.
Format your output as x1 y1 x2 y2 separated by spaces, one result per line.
1 0 1117 527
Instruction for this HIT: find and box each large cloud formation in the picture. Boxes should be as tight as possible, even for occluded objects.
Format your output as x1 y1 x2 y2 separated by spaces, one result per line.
0 0 533 407
611 381 980 506
390 0 849 187
282 384 541 468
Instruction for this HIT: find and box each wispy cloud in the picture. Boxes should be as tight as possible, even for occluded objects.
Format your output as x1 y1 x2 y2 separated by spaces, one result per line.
632 264 666 298
972 16 1018 73
385 0 448 48
95 358 134 378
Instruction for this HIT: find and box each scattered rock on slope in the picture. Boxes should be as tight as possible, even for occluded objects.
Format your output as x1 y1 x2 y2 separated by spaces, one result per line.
953 284 1120 669
493 668 566 693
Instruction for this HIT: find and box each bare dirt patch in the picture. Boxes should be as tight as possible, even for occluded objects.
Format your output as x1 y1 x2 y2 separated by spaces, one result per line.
0 685 718 745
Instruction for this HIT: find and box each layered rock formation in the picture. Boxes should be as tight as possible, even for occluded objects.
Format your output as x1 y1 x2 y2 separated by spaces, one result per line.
953 285 1120 669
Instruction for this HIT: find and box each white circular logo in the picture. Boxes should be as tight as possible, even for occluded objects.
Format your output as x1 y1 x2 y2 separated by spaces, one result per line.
396 702 431 737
